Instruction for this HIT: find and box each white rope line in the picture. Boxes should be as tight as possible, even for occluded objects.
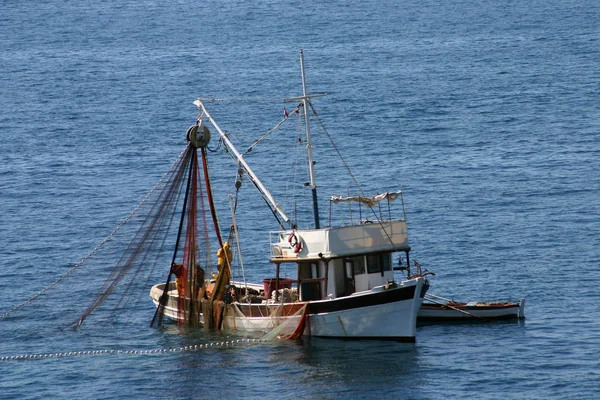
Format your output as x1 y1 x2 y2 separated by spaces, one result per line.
0 338 267 362
0 147 188 320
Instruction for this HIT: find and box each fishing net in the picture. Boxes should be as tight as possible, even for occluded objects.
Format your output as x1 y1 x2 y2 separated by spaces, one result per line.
153 145 230 328
262 303 308 340
72 139 226 329
219 302 309 340
11 112 310 336
71 146 193 328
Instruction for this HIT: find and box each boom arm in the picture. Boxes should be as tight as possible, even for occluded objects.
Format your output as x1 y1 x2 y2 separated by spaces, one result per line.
193 99 292 225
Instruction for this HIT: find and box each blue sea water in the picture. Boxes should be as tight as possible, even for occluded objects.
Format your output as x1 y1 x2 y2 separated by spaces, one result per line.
1 0 600 399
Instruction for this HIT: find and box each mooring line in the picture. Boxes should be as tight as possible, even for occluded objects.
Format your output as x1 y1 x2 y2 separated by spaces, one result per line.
0 148 187 320
0 338 267 362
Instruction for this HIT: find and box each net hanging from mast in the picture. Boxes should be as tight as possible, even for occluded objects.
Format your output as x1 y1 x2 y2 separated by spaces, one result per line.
70 103 315 335
69 117 238 330
72 145 195 329
152 122 232 329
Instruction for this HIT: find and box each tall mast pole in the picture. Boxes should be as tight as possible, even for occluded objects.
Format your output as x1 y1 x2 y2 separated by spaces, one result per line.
300 49 320 229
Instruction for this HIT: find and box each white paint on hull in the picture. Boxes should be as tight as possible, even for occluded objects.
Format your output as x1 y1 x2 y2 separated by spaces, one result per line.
150 277 426 339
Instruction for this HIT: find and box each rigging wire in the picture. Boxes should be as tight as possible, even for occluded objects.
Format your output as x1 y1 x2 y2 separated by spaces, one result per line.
76 146 194 329
244 103 302 155
282 108 305 220
196 97 289 104
308 102 405 253
0 146 188 321
224 166 244 276
221 145 286 230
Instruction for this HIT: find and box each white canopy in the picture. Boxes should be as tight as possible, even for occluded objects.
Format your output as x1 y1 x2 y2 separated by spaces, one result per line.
330 190 402 208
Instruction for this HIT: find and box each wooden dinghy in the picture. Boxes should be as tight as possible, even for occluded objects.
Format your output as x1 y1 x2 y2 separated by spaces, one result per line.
418 294 525 322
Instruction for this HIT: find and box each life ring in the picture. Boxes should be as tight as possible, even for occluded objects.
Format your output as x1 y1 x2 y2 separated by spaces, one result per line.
288 232 303 253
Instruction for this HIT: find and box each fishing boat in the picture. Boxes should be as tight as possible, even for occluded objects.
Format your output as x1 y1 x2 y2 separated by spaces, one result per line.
149 50 429 341
418 294 525 322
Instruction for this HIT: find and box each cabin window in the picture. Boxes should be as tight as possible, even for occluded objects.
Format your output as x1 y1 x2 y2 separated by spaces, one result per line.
367 254 380 274
352 256 365 275
366 253 392 274
299 262 318 279
382 254 392 271
298 262 321 301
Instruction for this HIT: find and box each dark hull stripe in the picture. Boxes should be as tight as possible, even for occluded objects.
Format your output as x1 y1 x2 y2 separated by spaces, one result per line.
232 285 419 317
308 285 417 314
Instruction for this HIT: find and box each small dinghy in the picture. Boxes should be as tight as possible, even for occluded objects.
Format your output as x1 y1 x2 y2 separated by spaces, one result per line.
418 294 525 322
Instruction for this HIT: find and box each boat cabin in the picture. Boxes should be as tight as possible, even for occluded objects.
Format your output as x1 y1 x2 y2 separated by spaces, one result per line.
293 252 396 300
269 191 411 301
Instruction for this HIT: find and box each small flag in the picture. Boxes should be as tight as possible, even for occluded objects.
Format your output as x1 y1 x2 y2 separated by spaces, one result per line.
284 108 289 118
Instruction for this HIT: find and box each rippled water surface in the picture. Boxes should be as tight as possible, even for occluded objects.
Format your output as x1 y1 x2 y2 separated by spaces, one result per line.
1 1 599 399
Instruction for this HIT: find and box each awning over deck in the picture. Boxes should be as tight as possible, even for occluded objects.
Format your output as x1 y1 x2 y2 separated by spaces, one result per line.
330 190 402 208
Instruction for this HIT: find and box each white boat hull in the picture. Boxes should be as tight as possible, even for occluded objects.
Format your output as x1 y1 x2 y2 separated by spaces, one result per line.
307 294 420 339
151 277 427 341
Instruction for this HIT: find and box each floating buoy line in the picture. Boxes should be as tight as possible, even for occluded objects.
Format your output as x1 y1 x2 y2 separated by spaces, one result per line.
0 338 267 362
0 94 317 362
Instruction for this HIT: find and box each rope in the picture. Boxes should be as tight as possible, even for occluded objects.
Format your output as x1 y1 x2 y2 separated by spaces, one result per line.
0 147 188 320
244 104 302 155
0 338 267 362
206 136 223 153
308 102 403 252
426 293 455 302
424 295 495 322
221 148 286 230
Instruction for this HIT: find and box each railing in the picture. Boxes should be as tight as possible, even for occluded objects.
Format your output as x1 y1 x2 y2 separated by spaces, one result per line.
327 190 407 228
269 217 410 260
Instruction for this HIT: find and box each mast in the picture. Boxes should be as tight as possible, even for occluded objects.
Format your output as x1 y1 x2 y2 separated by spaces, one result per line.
196 50 326 230
300 49 320 229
